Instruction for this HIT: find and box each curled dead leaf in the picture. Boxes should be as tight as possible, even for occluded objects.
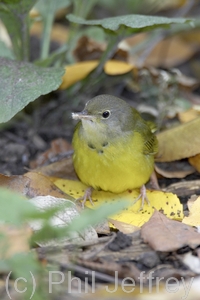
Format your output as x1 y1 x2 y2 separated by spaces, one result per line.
156 117 200 162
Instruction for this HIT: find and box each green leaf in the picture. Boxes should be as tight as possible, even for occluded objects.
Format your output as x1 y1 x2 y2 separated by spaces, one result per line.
0 0 37 14
67 14 193 33
0 252 48 299
0 188 38 225
67 200 129 232
0 58 65 123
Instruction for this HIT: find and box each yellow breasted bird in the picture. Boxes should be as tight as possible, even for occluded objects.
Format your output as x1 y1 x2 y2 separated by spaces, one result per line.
72 94 158 208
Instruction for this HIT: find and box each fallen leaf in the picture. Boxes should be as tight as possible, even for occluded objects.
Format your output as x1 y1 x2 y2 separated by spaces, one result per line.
108 218 140 234
60 61 99 89
0 225 31 259
73 36 105 61
54 178 183 227
60 60 134 89
156 117 200 162
31 156 78 180
29 195 97 246
189 153 200 172
141 210 200 252
145 35 195 68
25 172 73 199
0 172 73 200
164 180 200 198
178 108 200 123
104 60 133 75
155 161 195 178
30 138 73 168
182 196 200 227
0 173 30 195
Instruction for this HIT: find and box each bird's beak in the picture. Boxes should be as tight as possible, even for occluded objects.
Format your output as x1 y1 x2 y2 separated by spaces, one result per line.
72 110 94 121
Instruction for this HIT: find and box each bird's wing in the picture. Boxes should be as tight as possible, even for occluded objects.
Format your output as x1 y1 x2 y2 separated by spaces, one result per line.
134 114 158 156
143 133 158 156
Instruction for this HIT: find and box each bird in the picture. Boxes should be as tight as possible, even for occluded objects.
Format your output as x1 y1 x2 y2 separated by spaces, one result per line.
72 94 158 209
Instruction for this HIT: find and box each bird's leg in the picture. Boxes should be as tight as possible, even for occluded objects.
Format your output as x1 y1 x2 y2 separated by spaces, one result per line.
133 184 150 211
76 187 94 208
150 170 160 190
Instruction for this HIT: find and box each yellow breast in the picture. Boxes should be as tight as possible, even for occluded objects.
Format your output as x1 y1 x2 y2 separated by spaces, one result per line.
72 127 154 193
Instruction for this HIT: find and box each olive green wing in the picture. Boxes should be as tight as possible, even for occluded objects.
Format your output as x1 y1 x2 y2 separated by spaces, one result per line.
133 112 158 156
143 133 158 156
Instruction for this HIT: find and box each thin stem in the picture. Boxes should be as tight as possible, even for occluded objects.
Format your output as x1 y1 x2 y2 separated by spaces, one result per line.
90 34 119 78
20 13 30 61
40 13 54 60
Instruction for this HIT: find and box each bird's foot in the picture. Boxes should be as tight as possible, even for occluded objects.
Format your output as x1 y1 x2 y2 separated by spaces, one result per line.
76 187 94 209
133 185 150 211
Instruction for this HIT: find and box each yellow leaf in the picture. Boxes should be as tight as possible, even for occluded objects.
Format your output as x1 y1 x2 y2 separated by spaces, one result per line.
178 108 200 123
54 178 183 227
182 196 200 226
104 60 133 75
60 60 134 89
60 61 98 89
156 117 200 162
189 153 200 172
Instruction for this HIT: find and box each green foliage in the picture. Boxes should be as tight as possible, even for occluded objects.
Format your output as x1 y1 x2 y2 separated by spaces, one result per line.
67 13 192 34
0 58 64 123
0 0 194 123
0 187 130 299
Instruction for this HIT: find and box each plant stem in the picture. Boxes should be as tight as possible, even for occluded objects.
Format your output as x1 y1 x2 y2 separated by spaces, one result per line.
90 34 119 79
20 13 30 61
40 13 54 60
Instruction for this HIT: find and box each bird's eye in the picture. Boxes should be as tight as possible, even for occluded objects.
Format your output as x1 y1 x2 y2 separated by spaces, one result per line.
102 110 110 119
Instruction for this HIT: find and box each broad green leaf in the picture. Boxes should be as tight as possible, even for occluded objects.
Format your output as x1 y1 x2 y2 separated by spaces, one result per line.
0 58 64 122
67 14 192 33
67 201 130 232
0 0 36 14
0 188 38 225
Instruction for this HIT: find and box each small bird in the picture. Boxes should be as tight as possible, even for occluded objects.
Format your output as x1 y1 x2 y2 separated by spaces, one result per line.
72 94 158 208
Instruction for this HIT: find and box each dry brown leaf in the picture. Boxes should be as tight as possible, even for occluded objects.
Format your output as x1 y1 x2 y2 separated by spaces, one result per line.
30 138 73 169
189 153 200 172
141 210 200 252
31 156 78 180
0 172 72 200
73 36 105 61
145 36 195 68
108 218 140 234
24 172 73 199
164 180 200 198
156 117 200 162
183 196 200 226
0 225 31 259
155 161 195 178
0 174 30 195
181 29 200 47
